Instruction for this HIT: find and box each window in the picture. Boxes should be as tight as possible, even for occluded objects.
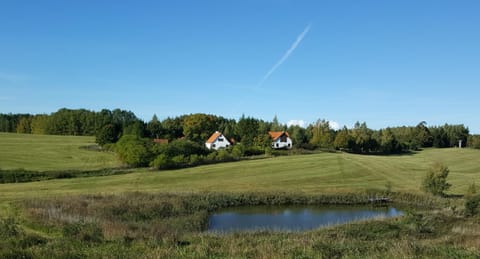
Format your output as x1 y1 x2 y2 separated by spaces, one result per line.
218 138 224 142
226 144 229 147
212 144 216 148
276 143 279 147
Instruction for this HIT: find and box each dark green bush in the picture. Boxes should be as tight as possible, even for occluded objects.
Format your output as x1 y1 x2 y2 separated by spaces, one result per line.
153 139 208 157
151 154 173 169
465 194 480 217
0 168 128 184
115 135 153 167
171 155 188 167
243 146 265 156
231 143 245 158
95 123 120 146
188 154 204 166
0 169 39 183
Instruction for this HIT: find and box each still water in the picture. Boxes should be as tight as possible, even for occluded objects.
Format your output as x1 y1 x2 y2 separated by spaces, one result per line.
208 205 403 232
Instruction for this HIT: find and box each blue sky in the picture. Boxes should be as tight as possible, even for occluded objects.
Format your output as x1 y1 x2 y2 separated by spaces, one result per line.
1 1 479 132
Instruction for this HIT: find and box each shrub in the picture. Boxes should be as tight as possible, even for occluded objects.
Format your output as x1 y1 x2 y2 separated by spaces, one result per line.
231 143 245 158
188 154 204 166
171 155 187 168
151 154 173 169
244 146 265 156
422 162 451 196
0 169 39 183
264 147 273 156
214 150 233 162
465 194 480 217
115 135 153 167
155 139 208 157
95 124 120 146
206 151 218 162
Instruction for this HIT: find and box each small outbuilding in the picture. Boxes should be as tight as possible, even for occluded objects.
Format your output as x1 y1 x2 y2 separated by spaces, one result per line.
205 131 231 150
268 131 292 149
153 138 169 144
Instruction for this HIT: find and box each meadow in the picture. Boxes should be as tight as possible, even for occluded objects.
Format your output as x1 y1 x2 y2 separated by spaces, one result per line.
1 133 479 257
1 143 479 201
0 133 121 171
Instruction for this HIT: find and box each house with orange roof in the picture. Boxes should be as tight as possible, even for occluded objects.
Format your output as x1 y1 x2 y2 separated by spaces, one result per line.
268 131 292 149
205 131 231 150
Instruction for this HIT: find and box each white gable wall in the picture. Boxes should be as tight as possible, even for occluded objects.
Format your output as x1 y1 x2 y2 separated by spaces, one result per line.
272 137 292 149
205 134 231 150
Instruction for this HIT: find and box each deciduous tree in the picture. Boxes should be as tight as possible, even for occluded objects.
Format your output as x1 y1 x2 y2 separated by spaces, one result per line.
422 162 451 196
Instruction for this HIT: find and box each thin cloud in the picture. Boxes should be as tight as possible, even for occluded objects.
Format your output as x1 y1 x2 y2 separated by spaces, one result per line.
329 121 341 130
258 24 311 86
287 119 306 128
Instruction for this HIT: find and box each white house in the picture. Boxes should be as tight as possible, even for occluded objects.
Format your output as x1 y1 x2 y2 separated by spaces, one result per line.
205 131 231 150
269 131 292 149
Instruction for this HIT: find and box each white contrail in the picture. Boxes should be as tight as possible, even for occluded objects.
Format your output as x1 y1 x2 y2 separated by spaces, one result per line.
258 24 311 86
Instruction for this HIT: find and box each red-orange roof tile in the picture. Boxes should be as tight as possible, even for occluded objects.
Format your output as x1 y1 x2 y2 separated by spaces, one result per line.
268 131 289 141
206 131 222 143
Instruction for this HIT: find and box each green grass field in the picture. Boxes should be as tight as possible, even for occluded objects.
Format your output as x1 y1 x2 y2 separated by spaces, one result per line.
1 133 480 257
0 133 479 201
0 133 121 171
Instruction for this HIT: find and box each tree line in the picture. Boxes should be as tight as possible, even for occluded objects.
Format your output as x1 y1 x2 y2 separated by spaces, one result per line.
0 108 142 137
1 109 477 155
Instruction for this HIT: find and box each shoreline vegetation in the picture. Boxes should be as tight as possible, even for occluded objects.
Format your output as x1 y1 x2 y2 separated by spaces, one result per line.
2 191 479 258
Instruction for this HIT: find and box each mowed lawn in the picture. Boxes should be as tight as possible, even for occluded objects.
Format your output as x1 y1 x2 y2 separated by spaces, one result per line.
1 141 479 202
0 133 121 171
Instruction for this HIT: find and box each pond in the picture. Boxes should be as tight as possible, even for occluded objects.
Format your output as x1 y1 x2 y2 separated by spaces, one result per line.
208 205 404 232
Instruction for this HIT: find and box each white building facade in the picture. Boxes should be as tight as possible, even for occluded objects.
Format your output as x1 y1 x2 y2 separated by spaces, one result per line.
205 131 231 150
269 131 293 149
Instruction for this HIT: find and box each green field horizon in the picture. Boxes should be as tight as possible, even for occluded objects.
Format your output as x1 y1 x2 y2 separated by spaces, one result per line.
1 133 479 203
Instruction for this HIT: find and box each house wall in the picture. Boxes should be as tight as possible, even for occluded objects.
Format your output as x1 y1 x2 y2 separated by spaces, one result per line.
205 134 231 150
272 137 292 149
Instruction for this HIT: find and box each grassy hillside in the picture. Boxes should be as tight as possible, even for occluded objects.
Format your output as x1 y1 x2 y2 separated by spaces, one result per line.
1 135 480 257
1 147 479 202
0 133 121 171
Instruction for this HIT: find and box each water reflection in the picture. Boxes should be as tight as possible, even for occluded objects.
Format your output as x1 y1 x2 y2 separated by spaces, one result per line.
208 205 403 232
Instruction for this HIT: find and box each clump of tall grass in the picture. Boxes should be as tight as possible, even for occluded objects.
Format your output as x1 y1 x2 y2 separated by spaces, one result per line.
0 217 48 258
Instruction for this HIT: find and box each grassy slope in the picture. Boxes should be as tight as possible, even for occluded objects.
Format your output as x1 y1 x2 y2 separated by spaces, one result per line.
0 133 121 171
1 144 479 202
1 134 480 257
